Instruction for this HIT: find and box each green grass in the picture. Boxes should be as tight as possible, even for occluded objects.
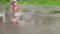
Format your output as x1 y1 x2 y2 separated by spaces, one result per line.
0 0 9 4
53 10 60 13
17 0 60 6
0 0 60 6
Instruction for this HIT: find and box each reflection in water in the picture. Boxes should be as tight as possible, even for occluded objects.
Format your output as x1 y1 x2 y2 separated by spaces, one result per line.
1 13 60 34
34 14 56 26
42 17 56 25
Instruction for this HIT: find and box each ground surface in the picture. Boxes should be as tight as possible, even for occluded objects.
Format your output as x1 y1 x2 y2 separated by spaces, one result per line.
0 17 60 34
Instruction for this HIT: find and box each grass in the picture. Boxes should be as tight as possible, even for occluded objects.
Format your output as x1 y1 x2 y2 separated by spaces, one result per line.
53 10 60 13
17 0 60 6
0 0 60 6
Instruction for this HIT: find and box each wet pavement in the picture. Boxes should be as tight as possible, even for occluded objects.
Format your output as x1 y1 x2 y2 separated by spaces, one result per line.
0 17 60 34
1 4 60 34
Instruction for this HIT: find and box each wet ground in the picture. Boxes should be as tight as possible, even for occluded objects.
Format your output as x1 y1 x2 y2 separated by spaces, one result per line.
1 4 60 34
0 17 60 34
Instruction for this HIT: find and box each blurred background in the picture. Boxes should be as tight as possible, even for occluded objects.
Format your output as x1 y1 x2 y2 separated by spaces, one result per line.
0 0 60 34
